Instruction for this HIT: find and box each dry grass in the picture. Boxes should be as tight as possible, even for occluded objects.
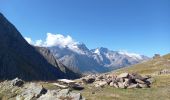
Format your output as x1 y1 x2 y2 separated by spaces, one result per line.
80 54 170 100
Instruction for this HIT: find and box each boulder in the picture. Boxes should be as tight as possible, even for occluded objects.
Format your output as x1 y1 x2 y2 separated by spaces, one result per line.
130 73 145 81
117 73 129 78
113 83 119 88
127 84 140 89
106 79 112 84
58 79 76 84
17 83 47 99
146 78 155 84
82 77 95 84
53 83 68 89
106 73 153 89
118 82 125 89
71 84 84 90
123 78 131 87
135 79 145 84
109 82 114 87
116 77 125 83
159 69 170 75
139 84 149 88
94 81 107 88
11 78 24 87
37 89 85 100
96 75 104 80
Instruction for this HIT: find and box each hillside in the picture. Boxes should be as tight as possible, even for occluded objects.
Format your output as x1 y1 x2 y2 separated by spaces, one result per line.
80 53 170 100
0 13 79 81
114 53 170 75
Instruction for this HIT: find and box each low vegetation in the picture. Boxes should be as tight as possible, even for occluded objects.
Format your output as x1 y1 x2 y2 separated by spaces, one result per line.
0 54 170 100
80 54 170 100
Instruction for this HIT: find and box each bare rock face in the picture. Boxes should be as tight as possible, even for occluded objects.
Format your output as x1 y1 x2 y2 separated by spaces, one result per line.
0 78 85 100
38 89 85 100
17 83 47 99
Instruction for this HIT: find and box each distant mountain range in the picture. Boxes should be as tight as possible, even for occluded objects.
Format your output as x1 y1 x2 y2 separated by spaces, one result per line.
48 42 149 73
0 13 79 81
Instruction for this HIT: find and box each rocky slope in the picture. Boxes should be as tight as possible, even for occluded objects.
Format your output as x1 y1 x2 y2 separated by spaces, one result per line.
0 78 85 100
0 13 79 81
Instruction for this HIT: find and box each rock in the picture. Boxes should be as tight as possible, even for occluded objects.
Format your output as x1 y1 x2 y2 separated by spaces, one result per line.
108 73 153 89
94 81 107 88
146 78 155 84
109 82 114 87
38 89 85 100
127 84 140 89
116 77 125 83
130 73 145 81
11 78 24 87
159 69 170 75
113 83 119 88
112 77 117 83
123 78 131 87
135 79 145 84
117 73 129 78
118 82 125 89
139 84 149 88
70 92 83 100
17 83 47 99
53 83 68 89
72 84 84 90
58 79 76 84
82 77 95 84
142 75 151 80
106 79 112 84
97 75 104 80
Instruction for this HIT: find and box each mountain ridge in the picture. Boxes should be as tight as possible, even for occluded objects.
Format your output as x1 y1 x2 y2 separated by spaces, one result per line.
48 42 149 73
0 13 79 81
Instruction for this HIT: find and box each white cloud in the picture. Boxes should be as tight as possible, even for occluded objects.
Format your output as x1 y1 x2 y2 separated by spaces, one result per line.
24 33 86 54
35 39 43 46
44 33 78 47
24 37 33 44
24 33 79 49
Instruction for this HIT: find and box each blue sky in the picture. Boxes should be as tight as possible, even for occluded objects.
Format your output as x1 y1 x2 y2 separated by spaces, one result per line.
0 0 170 57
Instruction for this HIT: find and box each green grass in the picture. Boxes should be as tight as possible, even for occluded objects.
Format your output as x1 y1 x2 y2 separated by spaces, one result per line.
81 75 170 100
112 54 170 75
0 54 170 100
80 54 170 100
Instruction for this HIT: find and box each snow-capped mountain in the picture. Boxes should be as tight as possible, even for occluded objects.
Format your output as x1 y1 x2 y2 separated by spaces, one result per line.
49 44 149 73
25 33 149 73
49 44 108 73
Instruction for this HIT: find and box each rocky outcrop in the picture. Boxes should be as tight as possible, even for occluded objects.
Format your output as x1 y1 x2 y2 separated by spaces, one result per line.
80 73 152 89
0 78 85 100
38 89 85 100
17 83 47 99
11 78 24 87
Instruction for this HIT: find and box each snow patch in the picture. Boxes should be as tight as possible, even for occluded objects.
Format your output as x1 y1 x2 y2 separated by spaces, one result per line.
118 51 142 60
